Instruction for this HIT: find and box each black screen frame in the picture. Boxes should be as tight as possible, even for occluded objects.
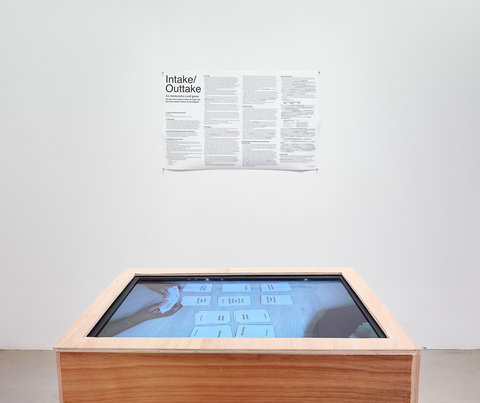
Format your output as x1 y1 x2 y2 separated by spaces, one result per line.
88 274 386 338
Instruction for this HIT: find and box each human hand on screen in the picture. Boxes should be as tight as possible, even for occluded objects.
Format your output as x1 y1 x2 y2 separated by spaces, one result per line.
99 284 182 337
99 302 183 337
99 284 183 337
139 301 183 320
137 284 183 321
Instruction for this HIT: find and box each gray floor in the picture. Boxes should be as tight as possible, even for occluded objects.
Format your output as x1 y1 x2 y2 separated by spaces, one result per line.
0 349 479 402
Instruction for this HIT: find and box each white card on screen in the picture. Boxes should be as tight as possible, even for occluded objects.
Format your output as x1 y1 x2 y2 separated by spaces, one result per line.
190 325 233 338
181 295 212 306
260 295 293 305
218 296 251 306
222 283 251 292
183 284 213 293
261 283 292 292
235 325 276 338
194 311 230 325
234 309 271 324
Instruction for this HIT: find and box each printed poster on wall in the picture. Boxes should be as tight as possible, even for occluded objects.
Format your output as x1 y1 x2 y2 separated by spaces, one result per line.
162 71 320 171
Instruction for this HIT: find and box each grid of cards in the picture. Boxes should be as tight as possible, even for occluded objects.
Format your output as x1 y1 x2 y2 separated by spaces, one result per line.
183 282 292 338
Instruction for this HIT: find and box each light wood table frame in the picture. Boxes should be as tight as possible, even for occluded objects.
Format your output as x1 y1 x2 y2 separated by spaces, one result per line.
55 268 420 402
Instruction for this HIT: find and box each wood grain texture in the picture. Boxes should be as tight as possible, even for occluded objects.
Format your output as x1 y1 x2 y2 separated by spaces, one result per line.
59 352 415 402
56 352 64 403
411 353 421 403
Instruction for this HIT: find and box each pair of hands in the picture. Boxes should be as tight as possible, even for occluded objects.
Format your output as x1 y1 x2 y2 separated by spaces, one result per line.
99 284 184 337
138 284 183 321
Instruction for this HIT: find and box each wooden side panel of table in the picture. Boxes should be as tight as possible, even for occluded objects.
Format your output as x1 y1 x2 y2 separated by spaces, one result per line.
58 351 418 402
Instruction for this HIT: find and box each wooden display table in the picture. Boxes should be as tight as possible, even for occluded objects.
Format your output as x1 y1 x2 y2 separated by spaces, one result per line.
55 268 419 402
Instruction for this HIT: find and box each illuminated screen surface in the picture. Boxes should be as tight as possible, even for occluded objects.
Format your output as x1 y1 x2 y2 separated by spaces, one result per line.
93 277 383 338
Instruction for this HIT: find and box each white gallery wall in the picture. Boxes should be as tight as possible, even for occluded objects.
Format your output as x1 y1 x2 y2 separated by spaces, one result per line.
0 0 479 349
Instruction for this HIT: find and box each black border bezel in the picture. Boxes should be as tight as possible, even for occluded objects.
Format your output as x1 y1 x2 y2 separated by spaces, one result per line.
88 275 386 338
